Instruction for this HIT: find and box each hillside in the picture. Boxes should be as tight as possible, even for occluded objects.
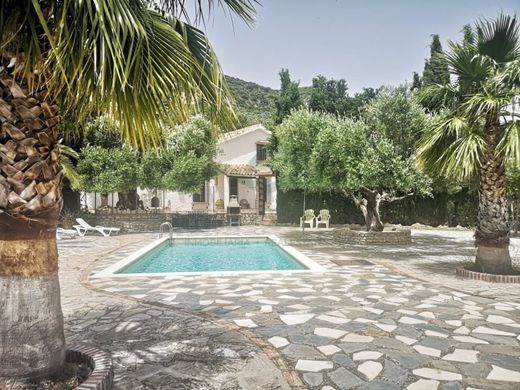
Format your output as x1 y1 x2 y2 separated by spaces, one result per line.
225 75 277 127
225 75 314 128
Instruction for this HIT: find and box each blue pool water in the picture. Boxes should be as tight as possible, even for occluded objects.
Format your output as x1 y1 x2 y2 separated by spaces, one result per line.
119 238 307 273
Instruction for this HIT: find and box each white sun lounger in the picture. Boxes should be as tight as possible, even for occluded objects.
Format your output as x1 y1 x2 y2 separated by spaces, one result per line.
74 218 120 237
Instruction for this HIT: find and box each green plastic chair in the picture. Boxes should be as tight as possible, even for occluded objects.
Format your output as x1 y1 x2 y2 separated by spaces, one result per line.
300 209 316 228
316 209 331 229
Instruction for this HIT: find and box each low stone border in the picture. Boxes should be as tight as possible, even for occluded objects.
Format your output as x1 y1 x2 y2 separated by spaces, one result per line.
66 344 113 390
333 228 412 245
456 267 520 283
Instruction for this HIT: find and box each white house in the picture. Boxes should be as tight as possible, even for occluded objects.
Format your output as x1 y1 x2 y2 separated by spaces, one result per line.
83 124 277 222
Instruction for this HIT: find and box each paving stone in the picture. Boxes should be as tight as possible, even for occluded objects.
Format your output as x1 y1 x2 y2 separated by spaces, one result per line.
328 367 365 388
280 313 315 325
295 359 333 372
452 335 488 344
413 368 462 381
357 360 383 381
395 335 417 345
486 315 515 324
375 323 397 333
316 314 350 324
425 330 449 338
418 337 456 352
303 372 323 387
407 379 440 390
268 336 289 349
453 326 470 335
233 319 257 328
353 351 383 361
314 327 347 339
384 350 431 370
332 353 356 368
381 359 408 385
441 349 478 363
486 365 520 382
283 344 323 360
440 382 463 390
479 353 520 371
317 345 341 356
359 380 400 389
342 333 374 343
413 345 441 357
472 326 515 337
399 316 428 325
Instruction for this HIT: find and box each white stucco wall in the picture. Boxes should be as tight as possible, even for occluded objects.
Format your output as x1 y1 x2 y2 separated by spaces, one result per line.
237 178 256 209
216 128 270 164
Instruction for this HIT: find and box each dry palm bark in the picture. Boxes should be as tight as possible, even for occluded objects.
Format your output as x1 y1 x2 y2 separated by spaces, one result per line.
0 68 65 381
475 119 512 274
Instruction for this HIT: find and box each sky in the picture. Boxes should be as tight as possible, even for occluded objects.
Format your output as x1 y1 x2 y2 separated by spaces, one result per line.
202 0 519 93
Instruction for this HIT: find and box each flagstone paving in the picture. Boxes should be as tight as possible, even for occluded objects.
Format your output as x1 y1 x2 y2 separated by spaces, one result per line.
62 226 520 389
58 234 292 390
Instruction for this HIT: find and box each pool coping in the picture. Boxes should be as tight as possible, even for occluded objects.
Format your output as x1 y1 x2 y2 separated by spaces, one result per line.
91 235 327 278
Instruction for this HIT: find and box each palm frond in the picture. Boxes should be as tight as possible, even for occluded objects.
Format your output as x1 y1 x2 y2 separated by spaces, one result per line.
497 120 520 161
439 132 486 180
152 0 258 27
416 114 479 179
49 1 235 147
477 13 520 63
58 144 81 190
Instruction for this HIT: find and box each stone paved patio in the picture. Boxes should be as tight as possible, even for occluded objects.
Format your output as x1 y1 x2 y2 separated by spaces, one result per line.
62 226 520 389
59 233 292 390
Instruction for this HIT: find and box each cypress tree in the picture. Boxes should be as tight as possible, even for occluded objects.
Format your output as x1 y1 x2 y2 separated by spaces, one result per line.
273 69 302 125
422 34 450 86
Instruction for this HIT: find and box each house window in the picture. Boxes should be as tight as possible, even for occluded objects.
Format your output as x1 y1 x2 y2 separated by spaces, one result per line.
256 143 267 161
193 183 206 202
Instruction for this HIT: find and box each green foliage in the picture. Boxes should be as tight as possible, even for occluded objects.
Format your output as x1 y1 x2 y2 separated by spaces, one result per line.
422 34 450 87
417 14 520 181
77 146 140 193
273 69 302 125
2 1 257 148
225 75 277 127
270 109 329 191
272 109 431 198
309 75 350 116
411 72 422 91
311 114 431 196
77 116 217 194
84 117 122 149
163 116 217 192
364 86 430 156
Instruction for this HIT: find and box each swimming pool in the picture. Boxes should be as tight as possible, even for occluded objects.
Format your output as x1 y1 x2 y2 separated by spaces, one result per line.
93 235 326 277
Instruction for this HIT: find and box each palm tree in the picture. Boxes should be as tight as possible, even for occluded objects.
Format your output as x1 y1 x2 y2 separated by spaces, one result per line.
0 0 256 383
417 14 520 274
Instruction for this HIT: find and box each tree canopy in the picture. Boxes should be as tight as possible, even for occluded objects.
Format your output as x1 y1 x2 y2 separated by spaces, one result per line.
77 116 217 194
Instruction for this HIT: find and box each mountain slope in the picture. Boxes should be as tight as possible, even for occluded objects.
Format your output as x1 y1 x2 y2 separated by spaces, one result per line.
225 75 277 127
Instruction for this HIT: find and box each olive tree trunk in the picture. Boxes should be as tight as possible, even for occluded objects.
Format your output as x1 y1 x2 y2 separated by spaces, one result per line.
0 70 66 382
359 189 384 232
475 119 512 274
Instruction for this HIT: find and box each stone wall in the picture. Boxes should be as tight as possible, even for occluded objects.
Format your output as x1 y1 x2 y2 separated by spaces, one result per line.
84 210 276 232
333 228 412 245
85 212 173 233
240 209 257 226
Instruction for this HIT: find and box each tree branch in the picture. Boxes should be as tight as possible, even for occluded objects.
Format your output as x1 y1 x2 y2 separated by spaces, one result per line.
381 193 414 203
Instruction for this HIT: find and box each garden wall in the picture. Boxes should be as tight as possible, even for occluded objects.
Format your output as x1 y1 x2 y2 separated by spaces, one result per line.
276 188 478 227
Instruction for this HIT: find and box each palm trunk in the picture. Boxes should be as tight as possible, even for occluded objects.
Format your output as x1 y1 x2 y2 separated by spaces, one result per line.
475 118 512 274
0 69 66 381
